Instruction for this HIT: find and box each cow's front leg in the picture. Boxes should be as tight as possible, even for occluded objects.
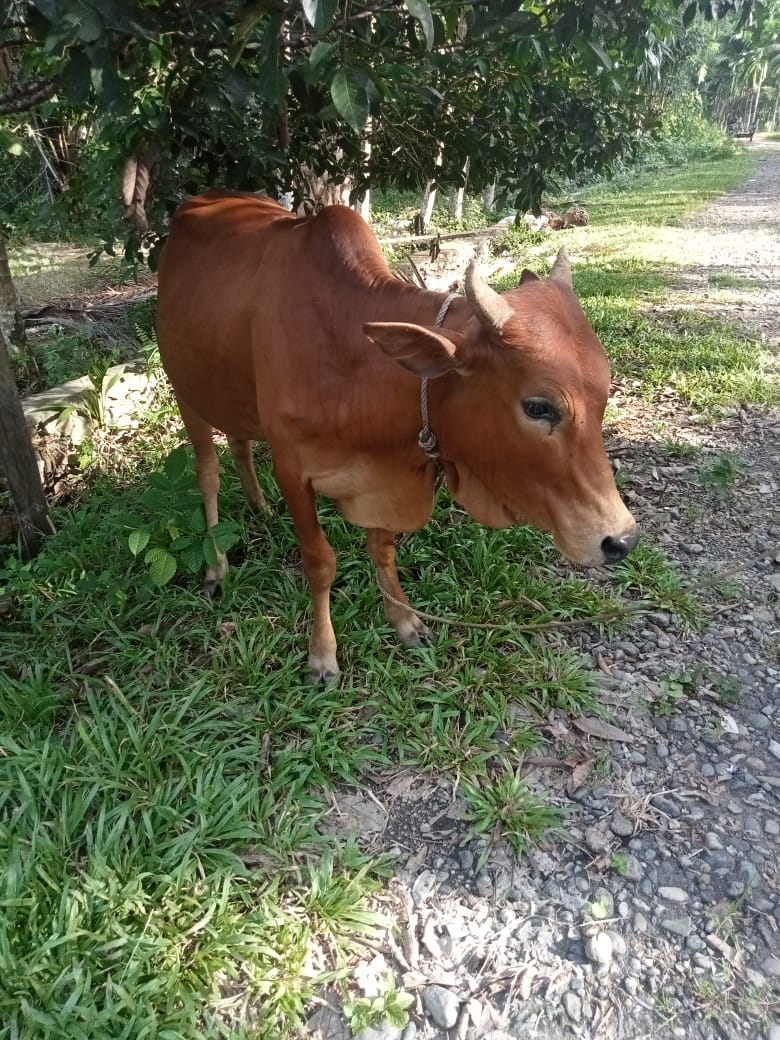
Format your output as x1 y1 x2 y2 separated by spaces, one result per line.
274 461 339 682
366 528 431 648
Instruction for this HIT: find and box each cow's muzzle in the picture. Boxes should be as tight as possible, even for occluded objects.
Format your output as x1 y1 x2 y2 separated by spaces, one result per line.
600 529 640 565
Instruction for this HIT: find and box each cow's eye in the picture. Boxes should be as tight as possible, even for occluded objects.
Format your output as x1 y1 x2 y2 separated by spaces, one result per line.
523 398 559 423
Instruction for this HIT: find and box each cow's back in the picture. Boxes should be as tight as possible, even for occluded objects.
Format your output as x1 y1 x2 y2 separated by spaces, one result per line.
157 192 393 442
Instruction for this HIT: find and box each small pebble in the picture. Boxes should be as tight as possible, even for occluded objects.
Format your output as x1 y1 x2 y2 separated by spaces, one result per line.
610 812 635 838
661 916 693 937
585 932 613 967
658 886 688 903
422 986 459 1029
563 991 582 1024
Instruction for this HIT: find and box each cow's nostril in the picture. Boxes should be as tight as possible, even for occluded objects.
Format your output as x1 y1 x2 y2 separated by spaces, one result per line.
601 531 639 564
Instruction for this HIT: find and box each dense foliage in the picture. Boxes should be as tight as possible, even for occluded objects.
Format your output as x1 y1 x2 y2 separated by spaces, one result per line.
0 0 769 245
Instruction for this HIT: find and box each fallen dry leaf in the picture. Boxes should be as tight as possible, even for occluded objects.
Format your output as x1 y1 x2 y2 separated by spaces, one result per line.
567 758 596 795
571 716 634 742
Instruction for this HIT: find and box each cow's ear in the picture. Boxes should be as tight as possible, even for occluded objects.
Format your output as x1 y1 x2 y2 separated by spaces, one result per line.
364 322 467 378
518 268 540 286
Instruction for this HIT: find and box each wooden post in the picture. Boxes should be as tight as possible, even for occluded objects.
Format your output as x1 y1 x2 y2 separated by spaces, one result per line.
0 324 53 555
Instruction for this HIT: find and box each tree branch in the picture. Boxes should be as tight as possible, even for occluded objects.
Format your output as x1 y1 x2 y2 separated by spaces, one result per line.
0 78 57 116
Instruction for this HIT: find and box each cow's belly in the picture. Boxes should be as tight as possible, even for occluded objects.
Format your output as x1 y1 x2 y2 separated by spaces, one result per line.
310 457 434 532
167 365 268 442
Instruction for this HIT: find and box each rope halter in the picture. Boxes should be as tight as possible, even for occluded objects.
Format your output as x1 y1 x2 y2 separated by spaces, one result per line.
418 292 458 462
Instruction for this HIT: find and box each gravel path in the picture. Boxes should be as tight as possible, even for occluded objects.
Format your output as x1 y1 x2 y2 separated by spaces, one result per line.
304 144 780 1040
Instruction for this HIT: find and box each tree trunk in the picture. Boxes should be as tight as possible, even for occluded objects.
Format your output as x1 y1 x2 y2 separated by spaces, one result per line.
418 143 444 231
449 156 470 220
0 230 25 352
419 178 437 228
0 324 53 555
356 122 372 223
483 179 496 213
748 64 766 127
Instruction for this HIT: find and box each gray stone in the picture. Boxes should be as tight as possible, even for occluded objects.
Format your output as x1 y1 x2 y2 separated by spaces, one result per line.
585 825 611 854
765 817 780 836
606 930 627 958
422 986 460 1029
765 1023 780 1040
354 1025 403 1040
585 932 613 966
747 712 771 731
610 812 635 838
769 740 780 761
623 977 638 995
306 1006 350 1040
658 886 688 903
660 916 693 937
633 911 649 933
563 991 582 1024
623 855 644 881
762 956 780 978
744 816 762 835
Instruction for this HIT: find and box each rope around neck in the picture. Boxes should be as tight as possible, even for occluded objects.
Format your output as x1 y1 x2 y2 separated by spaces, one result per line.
417 292 458 462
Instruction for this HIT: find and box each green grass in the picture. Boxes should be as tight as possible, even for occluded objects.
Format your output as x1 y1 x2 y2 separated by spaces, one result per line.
565 151 756 228
1 422 653 1036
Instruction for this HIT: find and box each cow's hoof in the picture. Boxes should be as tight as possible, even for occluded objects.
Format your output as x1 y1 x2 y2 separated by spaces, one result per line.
203 578 222 600
306 660 340 685
250 495 271 515
398 618 432 648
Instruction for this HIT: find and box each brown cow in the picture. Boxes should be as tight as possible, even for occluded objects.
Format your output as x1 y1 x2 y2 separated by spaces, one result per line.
156 191 637 680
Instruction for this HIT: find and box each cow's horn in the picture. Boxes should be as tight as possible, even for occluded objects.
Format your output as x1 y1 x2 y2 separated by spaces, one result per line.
549 246 573 287
465 259 514 334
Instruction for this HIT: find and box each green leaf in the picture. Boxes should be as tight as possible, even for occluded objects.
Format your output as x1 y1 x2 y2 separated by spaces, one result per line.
144 547 177 586
331 67 370 133
405 0 434 50
585 39 614 70
163 445 189 482
257 13 287 106
128 528 151 557
309 41 336 74
0 128 24 156
77 6 103 42
147 471 173 491
189 507 207 534
302 0 339 33
203 535 219 569
141 488 169 511
181 543 205 573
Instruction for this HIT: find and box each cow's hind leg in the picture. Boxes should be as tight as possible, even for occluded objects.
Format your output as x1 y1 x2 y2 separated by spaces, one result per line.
274 459 339 682
227 437 269 513
177 400 227 598
366 528 431 648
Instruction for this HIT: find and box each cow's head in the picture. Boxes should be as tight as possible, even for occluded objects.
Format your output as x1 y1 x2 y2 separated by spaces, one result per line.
364 248 637 567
